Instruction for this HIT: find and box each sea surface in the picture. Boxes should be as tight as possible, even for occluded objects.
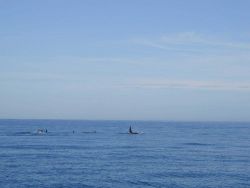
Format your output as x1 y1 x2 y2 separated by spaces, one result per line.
0 120 250 188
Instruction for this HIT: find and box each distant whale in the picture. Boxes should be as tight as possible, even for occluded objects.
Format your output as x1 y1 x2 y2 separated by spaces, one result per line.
129 126 139 134
36 129 47 134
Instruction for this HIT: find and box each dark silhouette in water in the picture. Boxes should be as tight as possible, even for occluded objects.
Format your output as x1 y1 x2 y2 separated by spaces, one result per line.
82 131 96 134
129 126 138 134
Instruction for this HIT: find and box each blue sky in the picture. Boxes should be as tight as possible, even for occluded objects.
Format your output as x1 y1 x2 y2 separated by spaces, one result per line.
1 0 250 121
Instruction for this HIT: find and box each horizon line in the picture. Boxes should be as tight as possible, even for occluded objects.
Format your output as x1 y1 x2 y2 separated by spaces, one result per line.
0 118 249 123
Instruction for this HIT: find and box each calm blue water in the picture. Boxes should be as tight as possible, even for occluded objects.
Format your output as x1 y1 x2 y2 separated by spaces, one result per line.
0 120 250 188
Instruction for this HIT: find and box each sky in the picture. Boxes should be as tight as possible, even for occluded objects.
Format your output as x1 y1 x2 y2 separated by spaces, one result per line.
1 0 250 121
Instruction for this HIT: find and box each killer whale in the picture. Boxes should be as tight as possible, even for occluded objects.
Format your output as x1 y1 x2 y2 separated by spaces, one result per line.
129 126 139 134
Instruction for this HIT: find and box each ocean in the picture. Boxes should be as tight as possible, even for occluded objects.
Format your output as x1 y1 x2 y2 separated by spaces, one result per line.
0 119 249 188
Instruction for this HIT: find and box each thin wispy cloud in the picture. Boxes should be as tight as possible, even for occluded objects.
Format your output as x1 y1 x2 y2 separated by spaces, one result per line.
48 56 147 65
132 32 250 53
124 79 250 91
0 72 72 82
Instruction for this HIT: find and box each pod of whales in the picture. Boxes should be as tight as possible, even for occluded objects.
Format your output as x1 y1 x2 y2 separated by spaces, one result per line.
8 126 142 136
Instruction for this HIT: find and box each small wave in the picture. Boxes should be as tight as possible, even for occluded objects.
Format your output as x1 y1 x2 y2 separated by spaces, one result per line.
127 180 164 187
118 132 144 135
152 171 224 179
12 132 32 136
183 142 213 146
